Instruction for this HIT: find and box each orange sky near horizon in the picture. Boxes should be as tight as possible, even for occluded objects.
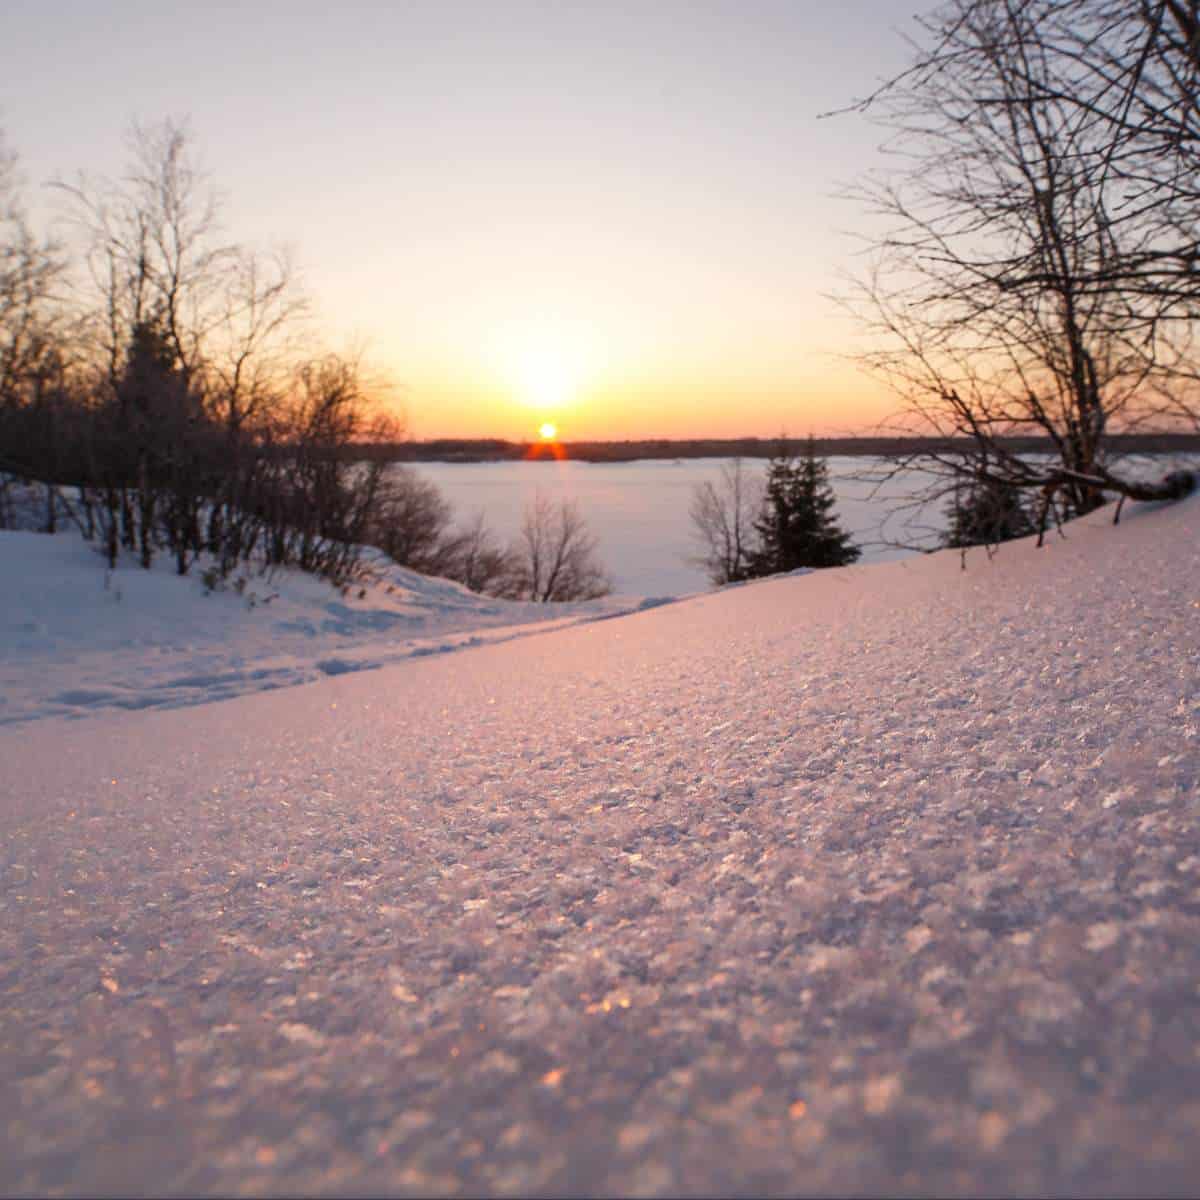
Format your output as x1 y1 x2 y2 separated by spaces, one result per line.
389 361 896 443
342 261 901 443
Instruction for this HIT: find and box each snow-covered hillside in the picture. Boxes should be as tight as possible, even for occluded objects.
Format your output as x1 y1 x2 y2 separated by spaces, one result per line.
2 496 1199 1196
0 531 672 725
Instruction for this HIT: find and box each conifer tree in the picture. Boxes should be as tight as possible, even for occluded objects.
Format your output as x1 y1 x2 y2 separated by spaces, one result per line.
749 437 860 574
942 476 1035 550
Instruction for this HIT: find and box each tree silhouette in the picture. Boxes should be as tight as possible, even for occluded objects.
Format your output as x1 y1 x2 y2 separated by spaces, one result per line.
688 458 762 585
845 0 1198 536
502 493 611 602
750 438 860 574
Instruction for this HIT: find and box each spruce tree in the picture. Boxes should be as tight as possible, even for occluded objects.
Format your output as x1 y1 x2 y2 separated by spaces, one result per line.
749 437 860 574
942 476 1035 549
749 446 798 577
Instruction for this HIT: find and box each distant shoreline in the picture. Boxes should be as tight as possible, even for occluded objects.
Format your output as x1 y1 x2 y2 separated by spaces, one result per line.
368 433 1200 464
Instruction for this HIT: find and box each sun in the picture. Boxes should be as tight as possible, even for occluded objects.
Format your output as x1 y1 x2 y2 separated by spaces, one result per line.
539 421 558 441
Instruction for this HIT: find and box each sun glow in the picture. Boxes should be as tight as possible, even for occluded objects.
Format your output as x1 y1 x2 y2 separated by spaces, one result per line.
487 316 602 421
520 355 577 411
539 421 558 441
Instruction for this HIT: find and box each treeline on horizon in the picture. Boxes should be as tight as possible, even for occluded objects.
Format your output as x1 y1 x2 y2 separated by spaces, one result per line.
371 432 1200 465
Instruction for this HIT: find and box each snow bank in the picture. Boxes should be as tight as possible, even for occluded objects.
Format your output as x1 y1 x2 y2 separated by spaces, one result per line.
0 530 674 725
2 495 1198 1196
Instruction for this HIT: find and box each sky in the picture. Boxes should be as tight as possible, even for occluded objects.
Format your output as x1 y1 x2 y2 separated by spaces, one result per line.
2 1 924 441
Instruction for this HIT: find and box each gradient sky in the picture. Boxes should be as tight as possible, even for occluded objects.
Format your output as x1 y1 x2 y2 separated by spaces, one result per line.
3 1 923 440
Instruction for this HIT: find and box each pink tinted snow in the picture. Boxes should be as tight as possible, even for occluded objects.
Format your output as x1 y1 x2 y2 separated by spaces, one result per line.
1 495 1198 1195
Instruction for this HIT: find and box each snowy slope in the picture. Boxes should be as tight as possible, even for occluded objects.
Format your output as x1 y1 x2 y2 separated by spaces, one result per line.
0 530 673 725
2 497 1199 1196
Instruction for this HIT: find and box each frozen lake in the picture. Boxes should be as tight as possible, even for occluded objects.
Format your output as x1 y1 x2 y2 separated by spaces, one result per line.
413 453 1199 595
414 457 942 596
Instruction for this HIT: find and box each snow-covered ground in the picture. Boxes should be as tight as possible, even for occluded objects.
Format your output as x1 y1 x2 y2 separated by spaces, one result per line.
0 531 673 725
3 495 1199 1195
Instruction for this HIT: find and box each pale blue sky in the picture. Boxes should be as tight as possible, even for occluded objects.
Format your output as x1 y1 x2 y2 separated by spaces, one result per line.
2 1 924 439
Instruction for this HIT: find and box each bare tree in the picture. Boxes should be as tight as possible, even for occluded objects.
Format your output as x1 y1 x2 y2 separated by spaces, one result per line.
54 120 227 393
365 465 454 571
54 120 309 556
359 469 517 594
0 132 65 411
258 353 399 583
502 493 611 602
0 127 77 533
688 457 762 585
919 1 1200 320
45 119 410 582
54 118 308 426
204 247 306 437
436 509 514 594
844 0 1197 538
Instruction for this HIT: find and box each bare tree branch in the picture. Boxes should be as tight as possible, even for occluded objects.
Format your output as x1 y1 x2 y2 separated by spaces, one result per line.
841 0 1199 533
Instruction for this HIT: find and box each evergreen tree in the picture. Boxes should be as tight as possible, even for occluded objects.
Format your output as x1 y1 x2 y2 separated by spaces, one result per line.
942 475 1035 550
108 318 208 569
749 437 860 574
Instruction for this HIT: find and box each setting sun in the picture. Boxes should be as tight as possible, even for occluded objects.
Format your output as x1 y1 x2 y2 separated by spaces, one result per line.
539 422 558 441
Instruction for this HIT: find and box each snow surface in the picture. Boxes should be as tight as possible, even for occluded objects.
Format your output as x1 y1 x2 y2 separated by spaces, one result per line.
3 496 1200 1195
0 531 673 726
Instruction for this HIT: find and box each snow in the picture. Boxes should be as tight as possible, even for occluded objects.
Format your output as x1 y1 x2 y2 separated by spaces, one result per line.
3 495 1200 1195
0 530 673 725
